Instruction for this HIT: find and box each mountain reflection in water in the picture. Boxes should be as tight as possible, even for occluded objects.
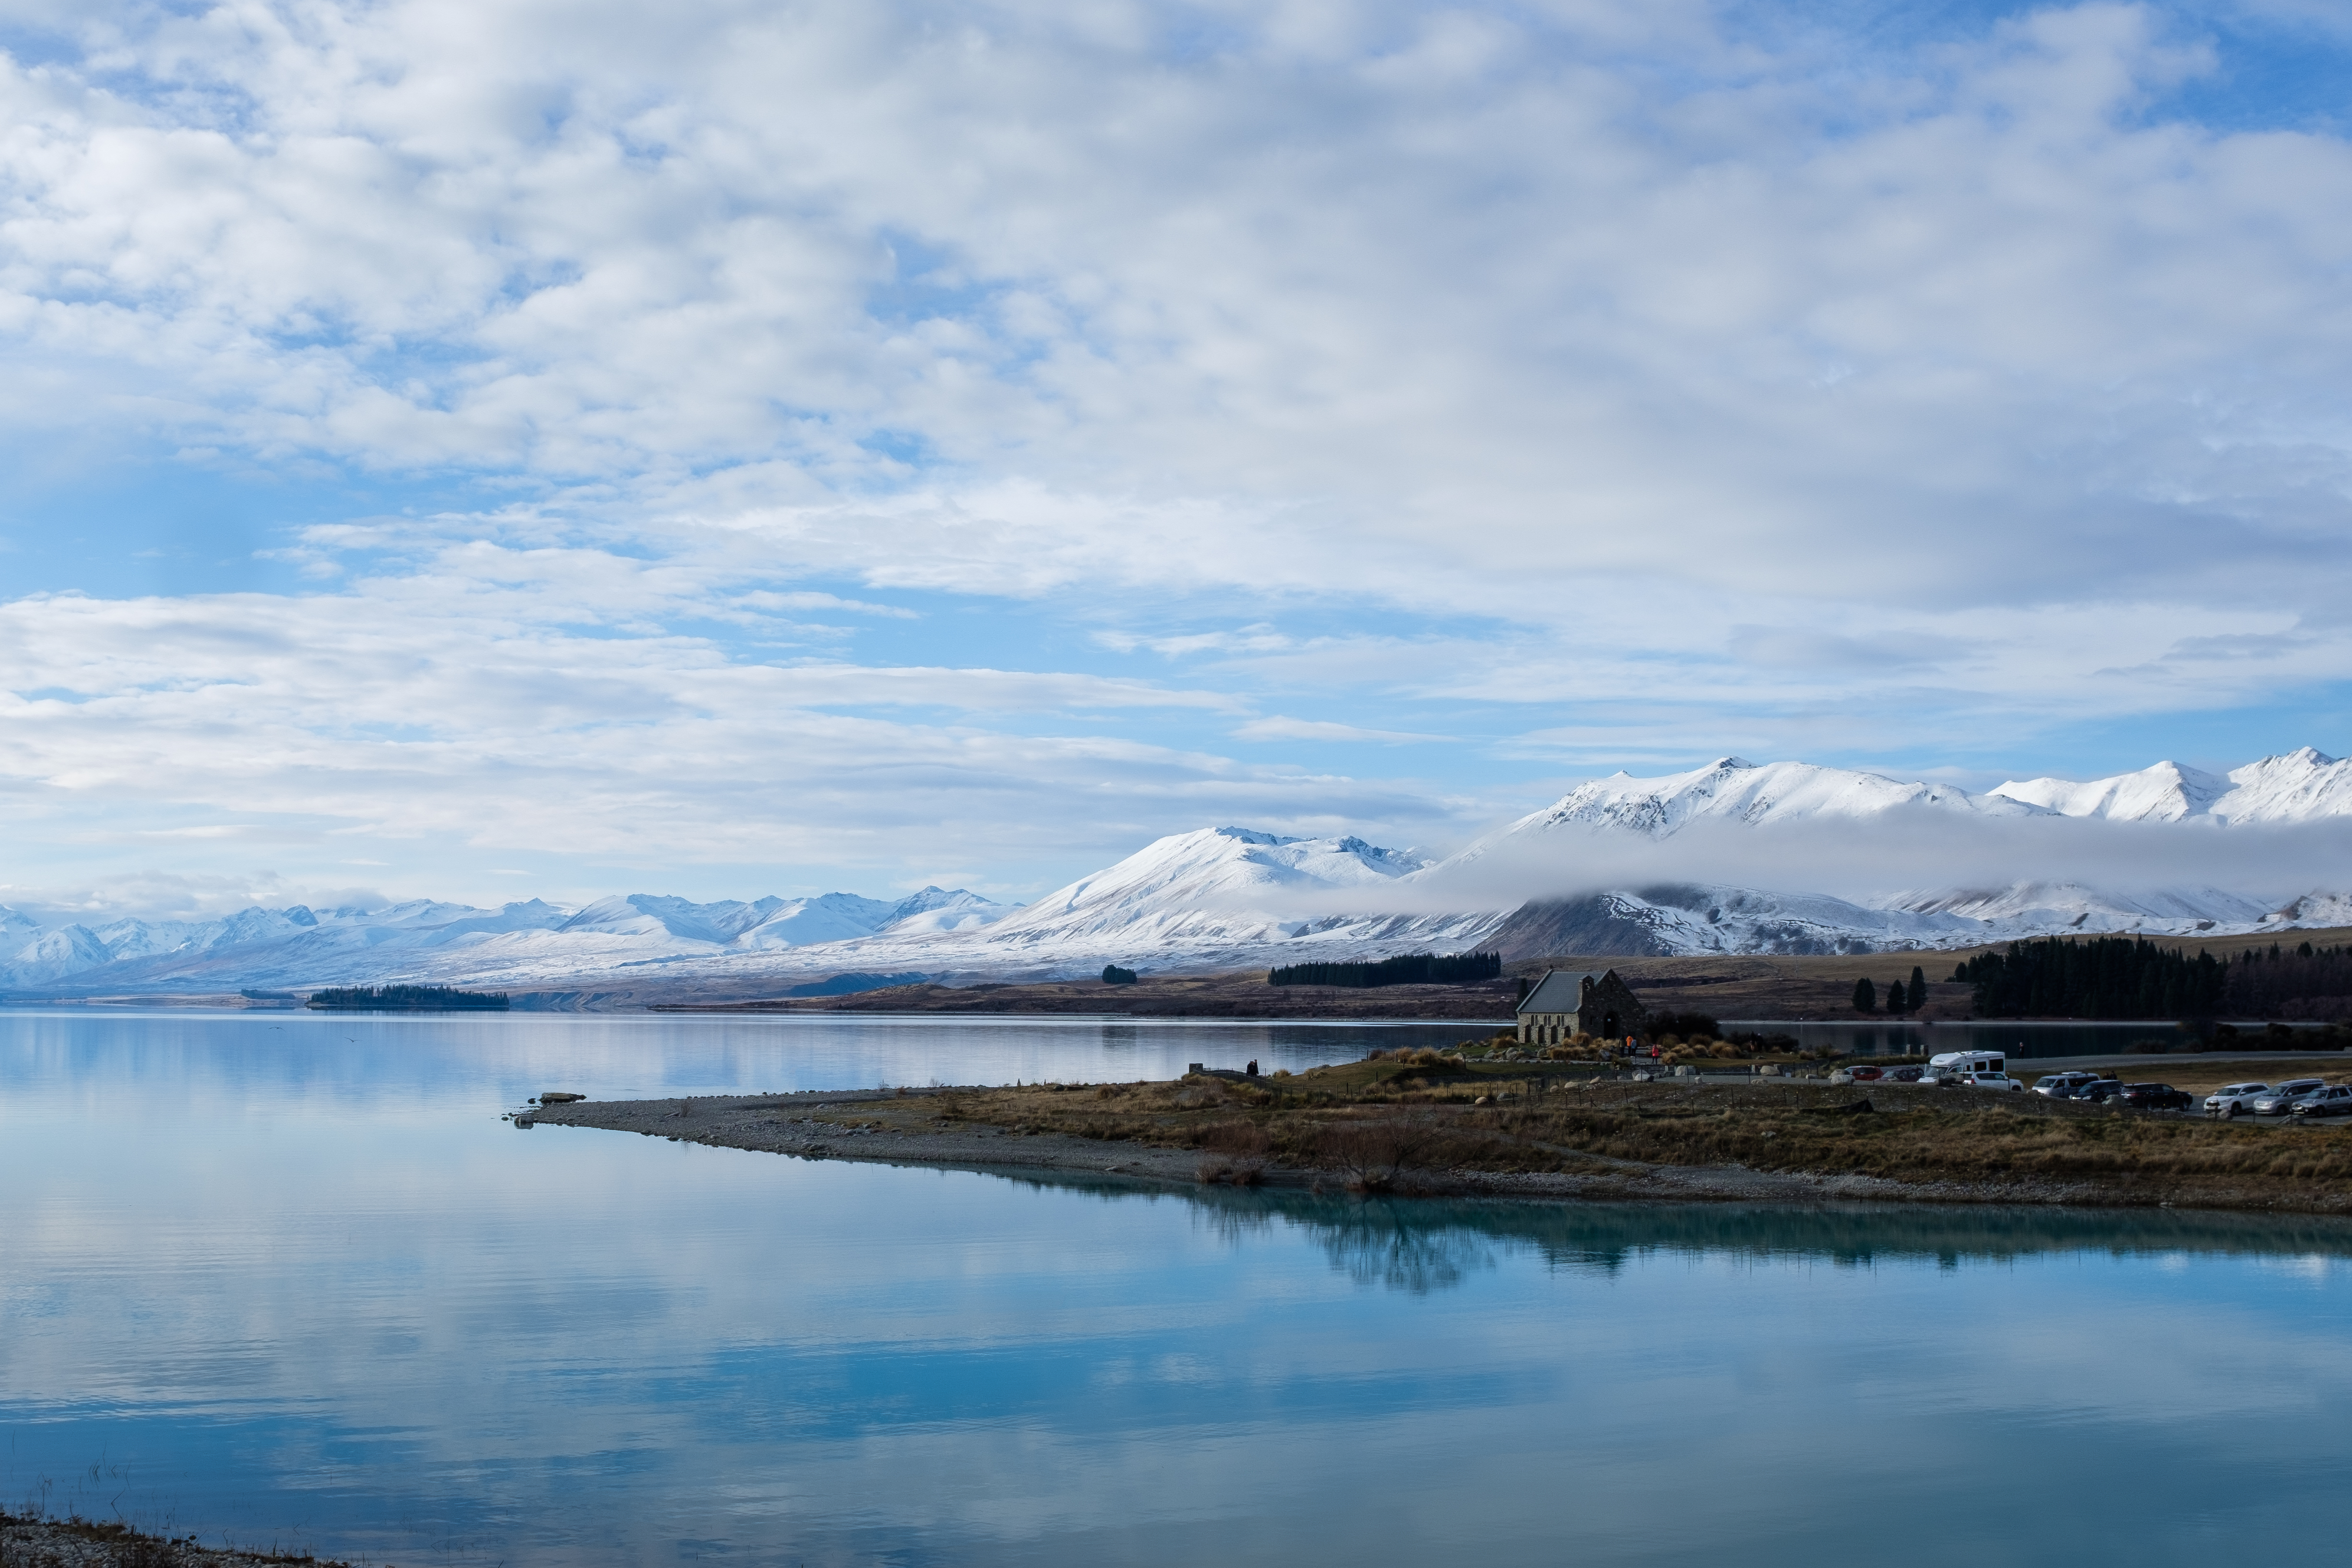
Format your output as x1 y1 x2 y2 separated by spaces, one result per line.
10 1010 2352 1568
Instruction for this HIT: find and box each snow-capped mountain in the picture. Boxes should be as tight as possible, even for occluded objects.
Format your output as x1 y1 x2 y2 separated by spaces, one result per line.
1994 748 2352 824
1415 753 2342 956
0 885 1008 993
987 827 1425 947
1473 755 2040 845
1988 761 2230 822
1479 880 2283 960
11 748 2352 996
1880 881 2270 929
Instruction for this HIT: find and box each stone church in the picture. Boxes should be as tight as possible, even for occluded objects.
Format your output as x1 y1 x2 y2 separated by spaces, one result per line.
1514 968 1647 1046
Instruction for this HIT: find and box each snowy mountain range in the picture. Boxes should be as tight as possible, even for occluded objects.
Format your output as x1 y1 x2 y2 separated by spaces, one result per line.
9 750 2352 997
1989 748 2352 823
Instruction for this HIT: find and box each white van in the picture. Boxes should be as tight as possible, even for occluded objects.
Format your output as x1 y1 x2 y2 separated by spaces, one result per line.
1923 1049 2006 1084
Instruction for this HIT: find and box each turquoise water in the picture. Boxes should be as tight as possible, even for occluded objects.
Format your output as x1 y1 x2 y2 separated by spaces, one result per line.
6 1010 2352 1566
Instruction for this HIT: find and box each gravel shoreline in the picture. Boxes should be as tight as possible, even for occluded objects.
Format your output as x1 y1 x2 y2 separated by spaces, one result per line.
0 1512 352 1567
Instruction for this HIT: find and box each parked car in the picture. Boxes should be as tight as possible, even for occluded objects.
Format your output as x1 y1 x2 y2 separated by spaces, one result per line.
1960 1071 2024 1091
2290 1084 2352 1119
1881 1066 1925 1083
2035 1071 2103 1098
2069 1078 2126 1102
2204 1081 2271 1118
1845 1064 1885 1082
2115 1082 2193 1110
2251 1079 2329 1116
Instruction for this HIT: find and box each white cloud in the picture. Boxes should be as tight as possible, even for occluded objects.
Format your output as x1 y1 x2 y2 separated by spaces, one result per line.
0 1 2348 898
0 1 2342 626
0 578 1486 902
1231 716 1444 744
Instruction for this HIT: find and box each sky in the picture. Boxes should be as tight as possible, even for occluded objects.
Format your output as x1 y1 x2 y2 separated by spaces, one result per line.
3 0 2352 917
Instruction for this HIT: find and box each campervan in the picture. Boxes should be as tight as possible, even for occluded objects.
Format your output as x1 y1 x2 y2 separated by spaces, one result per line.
1923 1049 2006 1084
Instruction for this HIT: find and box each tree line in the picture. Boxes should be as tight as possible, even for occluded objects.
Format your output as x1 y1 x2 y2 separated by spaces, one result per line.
1950 937 2227 1020
1268 951 1502 988
307 984 510 1011
2221 941 2352 1019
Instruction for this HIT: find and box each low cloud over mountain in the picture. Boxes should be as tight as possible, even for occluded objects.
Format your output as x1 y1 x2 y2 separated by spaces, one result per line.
11 750 2352 996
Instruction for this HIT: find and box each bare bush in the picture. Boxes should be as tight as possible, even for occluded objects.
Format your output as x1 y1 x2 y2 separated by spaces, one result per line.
1317 1116 1432 1194
1195 1119 1272 1184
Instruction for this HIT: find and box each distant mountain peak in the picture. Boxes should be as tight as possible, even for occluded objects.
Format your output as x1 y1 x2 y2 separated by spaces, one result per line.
16 746 2352 992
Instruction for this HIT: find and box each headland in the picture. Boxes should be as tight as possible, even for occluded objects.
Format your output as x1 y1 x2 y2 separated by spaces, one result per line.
527 1049 2352 1215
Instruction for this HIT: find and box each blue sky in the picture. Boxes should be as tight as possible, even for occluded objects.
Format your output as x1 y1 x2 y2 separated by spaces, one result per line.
2 0 2351 916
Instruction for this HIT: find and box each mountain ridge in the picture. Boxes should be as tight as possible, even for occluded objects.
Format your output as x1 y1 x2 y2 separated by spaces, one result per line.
11 750 2352 994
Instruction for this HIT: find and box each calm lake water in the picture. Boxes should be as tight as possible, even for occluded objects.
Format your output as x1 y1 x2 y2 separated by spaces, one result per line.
7 1008 2352 1566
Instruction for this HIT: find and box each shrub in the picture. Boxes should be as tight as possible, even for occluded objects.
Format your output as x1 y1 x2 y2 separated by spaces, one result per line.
1317 1117 1431 1194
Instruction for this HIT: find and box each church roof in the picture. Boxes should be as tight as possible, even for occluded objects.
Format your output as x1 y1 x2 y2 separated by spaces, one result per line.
1516 969 1604 1015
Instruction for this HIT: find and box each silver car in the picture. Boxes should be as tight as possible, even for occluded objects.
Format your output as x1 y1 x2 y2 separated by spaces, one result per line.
2250 1079 2329 1116
2037 1071 2103 1098
2204 1081 2270 1118
2291 1083 2352 1119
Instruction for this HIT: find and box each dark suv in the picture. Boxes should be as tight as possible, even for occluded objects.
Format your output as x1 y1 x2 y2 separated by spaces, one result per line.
2114 1082 2192 1111
2069 1078 2126 1103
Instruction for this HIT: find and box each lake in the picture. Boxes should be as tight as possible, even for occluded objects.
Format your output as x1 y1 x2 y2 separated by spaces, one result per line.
6 1008 2352 1566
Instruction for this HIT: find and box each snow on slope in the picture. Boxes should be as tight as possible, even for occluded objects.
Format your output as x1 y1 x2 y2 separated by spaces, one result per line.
0 886 1007 991
6 924 116 984
2211 748 2352 822
879 887 1010 935
1990 761 2231 822
1487 879 2287 960
1992 749 2352 824
1884 882 2269 929
984 827 1434 950
630 828 1504 980
1471 755 2040 847
1486 884 1987 958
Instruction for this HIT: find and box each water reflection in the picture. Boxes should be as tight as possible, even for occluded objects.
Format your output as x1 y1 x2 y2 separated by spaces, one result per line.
1149 1181 2352 1289
9 1011 2352 1568
0 1005 1481 1104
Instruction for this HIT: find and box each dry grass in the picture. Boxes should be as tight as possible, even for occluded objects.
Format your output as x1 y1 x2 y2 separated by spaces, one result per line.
891 1057 2352 1210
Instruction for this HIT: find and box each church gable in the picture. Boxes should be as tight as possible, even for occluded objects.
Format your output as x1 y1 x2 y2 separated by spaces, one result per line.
1514 967 1649 1045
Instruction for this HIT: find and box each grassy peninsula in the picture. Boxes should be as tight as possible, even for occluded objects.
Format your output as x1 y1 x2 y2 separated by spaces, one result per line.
532 1049 2352 1215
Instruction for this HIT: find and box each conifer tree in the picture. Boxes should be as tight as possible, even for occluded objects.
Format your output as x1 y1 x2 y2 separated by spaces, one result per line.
1910 965 1926 1009
1852 977 1877 1013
